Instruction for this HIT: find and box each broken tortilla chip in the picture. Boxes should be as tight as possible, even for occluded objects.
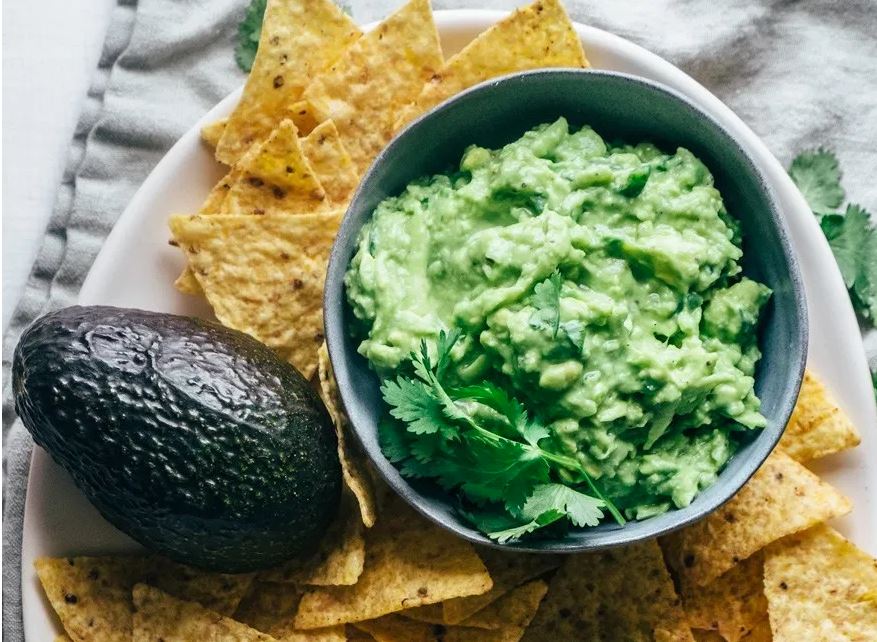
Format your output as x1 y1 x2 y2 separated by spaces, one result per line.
779 370 861 462
169 210 342 376
442 548 560 624
288 100 326 136
394 0 586 130
260 495 365 586
522 539 693 642
201 118 227 151
36 556 253 642
224 119 329 216
763 524 877 641
302 120 360 206
661 449 852 588
302 0 443 174
681 552 768 642
216 0 361 165
293 497 491 629
132 584 275 641
318 343 378 527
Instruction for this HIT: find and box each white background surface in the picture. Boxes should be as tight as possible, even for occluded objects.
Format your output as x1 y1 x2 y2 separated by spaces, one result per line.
2 0 116 331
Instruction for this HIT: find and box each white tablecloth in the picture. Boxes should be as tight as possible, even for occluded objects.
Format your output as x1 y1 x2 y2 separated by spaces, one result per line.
2 0 116 332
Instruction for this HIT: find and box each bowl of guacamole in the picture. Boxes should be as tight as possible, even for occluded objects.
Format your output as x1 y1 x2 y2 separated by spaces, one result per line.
325 70 807 550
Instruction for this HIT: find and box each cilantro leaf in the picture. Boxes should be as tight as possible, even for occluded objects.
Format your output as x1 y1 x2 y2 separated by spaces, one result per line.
381 377 453 437
378 417 411 462
235 0 267 73
789 149 844 211
530 271 563 337
462 506 566 544
522 483 605 527
822 204 877 320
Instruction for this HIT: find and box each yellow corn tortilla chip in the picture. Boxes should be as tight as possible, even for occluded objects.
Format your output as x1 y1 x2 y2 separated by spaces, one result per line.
354 615 438 642
289 100 326 136
661 450 852 588
302 120 360 206
522 539 694 642
234 582 346 641
201 118 227 151
36 556 253 642
742 618 773 642
444 625 532 642
763 524 877 641
302 0 443 174
682 552 768 642
260 495 366 586
216 0 361 164
692 632 724 642
394 0 587 130
132 584 275 641
403 580 548 630
318 343 378 527
225 119 329 216
442 548 560 624
780 370 861 462
347 626 376 640
169 210 342 376
55 636 73 642
294 497 491 628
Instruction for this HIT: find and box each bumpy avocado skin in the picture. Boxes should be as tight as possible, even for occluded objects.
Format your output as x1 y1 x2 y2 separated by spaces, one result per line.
13 306 341 573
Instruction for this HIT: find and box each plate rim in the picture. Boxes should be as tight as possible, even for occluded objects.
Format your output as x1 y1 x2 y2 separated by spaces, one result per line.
22 8 877 640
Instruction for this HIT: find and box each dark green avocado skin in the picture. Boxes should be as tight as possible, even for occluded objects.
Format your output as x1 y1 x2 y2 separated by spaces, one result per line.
13 305 341 573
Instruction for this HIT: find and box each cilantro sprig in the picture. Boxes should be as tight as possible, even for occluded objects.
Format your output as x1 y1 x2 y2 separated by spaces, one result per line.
379 330 623 542
789 150 877 322
235 0 267 73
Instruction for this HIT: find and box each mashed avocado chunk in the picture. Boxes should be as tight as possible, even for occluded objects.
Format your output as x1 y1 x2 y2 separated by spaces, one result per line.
345 118 770 523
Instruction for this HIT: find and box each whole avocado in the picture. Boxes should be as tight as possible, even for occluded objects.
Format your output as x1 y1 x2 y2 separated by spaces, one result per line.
13 306 341 573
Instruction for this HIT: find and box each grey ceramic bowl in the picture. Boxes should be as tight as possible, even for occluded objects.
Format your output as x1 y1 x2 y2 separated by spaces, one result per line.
324 69 807 551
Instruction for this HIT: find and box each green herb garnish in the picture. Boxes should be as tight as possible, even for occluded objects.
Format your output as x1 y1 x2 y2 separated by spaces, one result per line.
789 150 877 321
235 0 267 72
378 330 624 542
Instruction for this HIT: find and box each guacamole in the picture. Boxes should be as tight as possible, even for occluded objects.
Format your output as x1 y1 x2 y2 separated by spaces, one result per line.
345 118 770 521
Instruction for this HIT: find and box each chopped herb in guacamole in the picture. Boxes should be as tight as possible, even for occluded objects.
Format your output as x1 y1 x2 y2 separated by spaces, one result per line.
345 118 771 541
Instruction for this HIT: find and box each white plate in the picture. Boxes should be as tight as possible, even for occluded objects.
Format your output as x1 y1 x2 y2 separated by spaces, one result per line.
22 10 877 640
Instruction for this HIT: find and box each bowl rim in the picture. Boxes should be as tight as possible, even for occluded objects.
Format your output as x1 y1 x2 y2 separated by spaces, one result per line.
324 68 808 552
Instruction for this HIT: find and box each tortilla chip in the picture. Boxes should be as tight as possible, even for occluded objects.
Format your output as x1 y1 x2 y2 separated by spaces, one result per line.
260 495 366 586
216 0 361 164
403 580 547 630
692 632 724 642
523 539 693 641
302 120 360 206
318 343 378 527
779 370 861 462
763 524 877 641
302 0 443 174
36 556 253 642
169 210 342 376
224 119 328 216
347 626 376 640
394 0 587 130
293 497 491 628
201 118 227 151
444 625 532 642
458 580 547 630
289 100 326 136
442 548 560 624
132 584 275 641
234 582 346 641
681 552 768 642
661 450 852 587
354 615 438 642
742 618 773 642
55 636 73 642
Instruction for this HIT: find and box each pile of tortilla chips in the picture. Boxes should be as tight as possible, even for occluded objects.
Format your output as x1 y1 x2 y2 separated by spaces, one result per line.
168 0 588 378
39 1 876 640
37 366 874 642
